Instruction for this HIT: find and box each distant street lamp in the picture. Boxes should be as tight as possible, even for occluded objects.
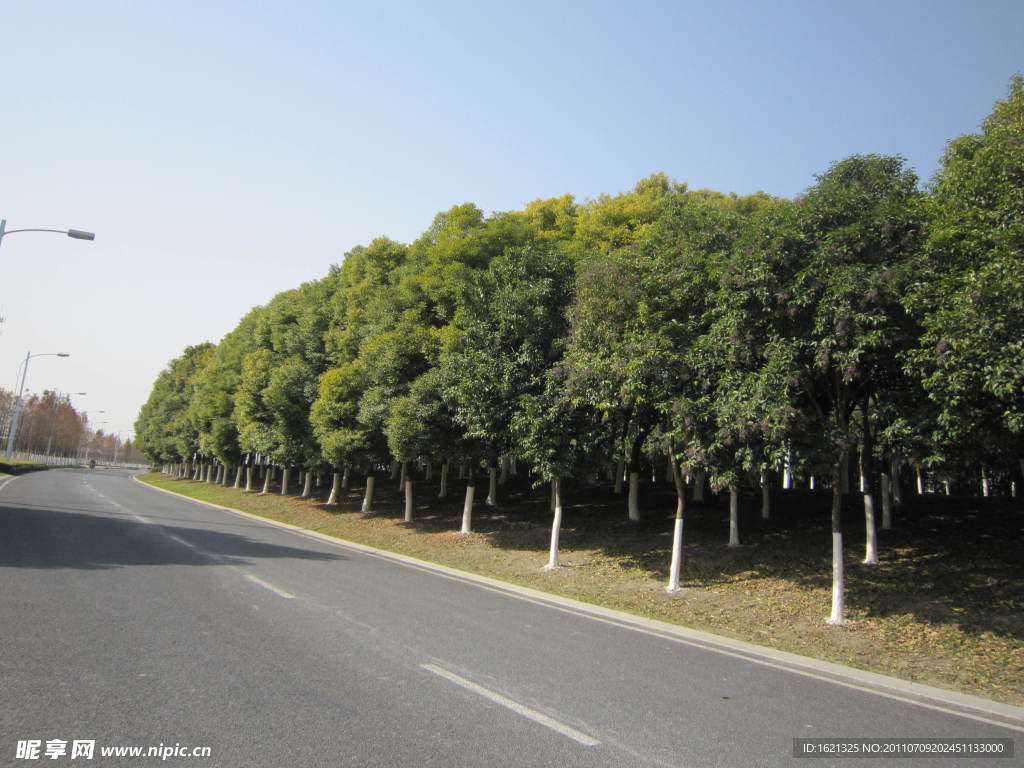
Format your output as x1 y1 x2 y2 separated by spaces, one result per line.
4 352 71 459
0 218 95 248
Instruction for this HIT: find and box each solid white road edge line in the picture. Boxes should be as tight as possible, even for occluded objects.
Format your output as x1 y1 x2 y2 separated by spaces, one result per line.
421 663 600 747
132 475 1024 731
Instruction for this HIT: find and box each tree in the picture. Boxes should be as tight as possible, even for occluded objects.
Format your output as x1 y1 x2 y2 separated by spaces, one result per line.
909 76 1024 488
758 155 925 622
135 343 214 466
445 245 576 527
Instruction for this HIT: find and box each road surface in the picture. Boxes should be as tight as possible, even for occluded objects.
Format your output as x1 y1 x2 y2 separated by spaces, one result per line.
1 469 1020 766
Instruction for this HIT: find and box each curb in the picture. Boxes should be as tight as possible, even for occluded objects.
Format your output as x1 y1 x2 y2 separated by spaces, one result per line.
132 475 1024 732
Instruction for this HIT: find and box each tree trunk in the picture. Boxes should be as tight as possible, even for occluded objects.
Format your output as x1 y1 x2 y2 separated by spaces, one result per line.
627 471 640 521
425 461 433 481
461 468 475 534
880 473 892 530
341 466 349 489
404 478 414 522
280 467 291 495
439 460 449 499
693 469 705 502
485 464 498 506
981 466 991 497
544 477 563 571
614 456 625 495
840 453 850 494
399 460 408 489
260 466 273 494
301 469 313 498
498 455 509 485
760 469 770 520
728 484 740 547
889 457 901 505
916 465 924 495
245 466 253 492
861 399 878 565
666 455 686 593
827 468 846 625
783 448 793 489
326 471 340 506
361 474 375 513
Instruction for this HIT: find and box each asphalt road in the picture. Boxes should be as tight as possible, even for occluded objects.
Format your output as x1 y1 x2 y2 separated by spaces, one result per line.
1 468 1020 767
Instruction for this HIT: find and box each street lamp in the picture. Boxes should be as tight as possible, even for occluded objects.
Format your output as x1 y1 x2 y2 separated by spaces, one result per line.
0 218 95 247
4 352 71 459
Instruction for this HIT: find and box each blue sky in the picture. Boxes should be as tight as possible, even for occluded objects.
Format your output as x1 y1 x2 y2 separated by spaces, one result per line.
1 0 1020 442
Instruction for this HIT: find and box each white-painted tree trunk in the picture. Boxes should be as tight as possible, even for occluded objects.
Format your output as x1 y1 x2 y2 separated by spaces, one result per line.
828 533 846 624
544 478 562 570
404 479 414 522
438 460 448 498
627 471 640 521
486 466 497 506
399 461 408 490
862 490 878 564
326 471 340 505
728 484 740 547
245 466 253 492
341 466 349 489
461 481 475 533
760 470 770 520
783 449 793 489
880 473 891 530
498 455 509 485
693 470 705 502
981 467 991 497
261 467 273 494
280 467 291 495
916 466 924 495
944 479 952 496
301 469 313 498
666 457 686 593
361 475 375 513
827 484 846 625
614 456 625 495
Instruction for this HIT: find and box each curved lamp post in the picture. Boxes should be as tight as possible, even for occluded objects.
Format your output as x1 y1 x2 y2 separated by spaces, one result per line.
0 219 95 247
5 352 71 459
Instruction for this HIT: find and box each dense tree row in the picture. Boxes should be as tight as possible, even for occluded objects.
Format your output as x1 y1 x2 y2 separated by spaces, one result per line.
137 79 1023 623
0 388 143 463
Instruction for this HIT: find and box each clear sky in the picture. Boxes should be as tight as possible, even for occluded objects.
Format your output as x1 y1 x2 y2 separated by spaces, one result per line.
1 0 1020 442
